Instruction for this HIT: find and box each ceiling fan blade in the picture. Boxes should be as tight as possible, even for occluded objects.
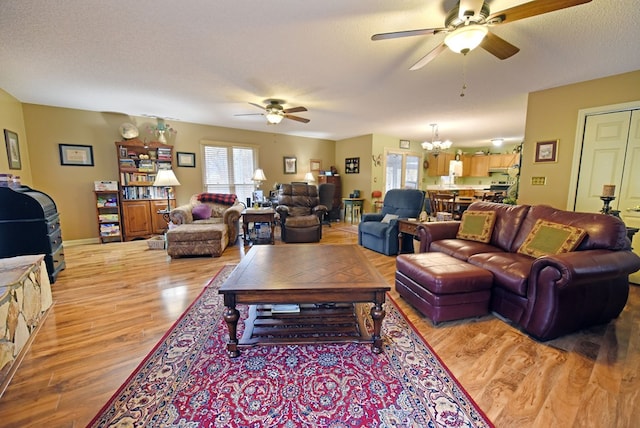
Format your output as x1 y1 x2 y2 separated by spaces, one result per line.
488 0 592 25
283 106 307 114
480 31 520 60
284 114 310 123
409 43 448 71
249 102 266 110
234 113 264 117
371 28 443 41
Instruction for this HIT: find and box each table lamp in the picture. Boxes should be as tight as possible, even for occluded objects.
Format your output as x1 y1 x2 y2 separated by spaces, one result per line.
153 169 181 212
304 172 315 183
252 168 267 189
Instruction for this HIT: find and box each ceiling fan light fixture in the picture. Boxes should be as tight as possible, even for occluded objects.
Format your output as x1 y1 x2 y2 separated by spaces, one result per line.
491 138 504 147
444 25 488 54
265 111 284 124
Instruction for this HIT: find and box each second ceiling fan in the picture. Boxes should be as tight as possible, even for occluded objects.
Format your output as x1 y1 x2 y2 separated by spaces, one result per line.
372 0 592 70
237 99 310 125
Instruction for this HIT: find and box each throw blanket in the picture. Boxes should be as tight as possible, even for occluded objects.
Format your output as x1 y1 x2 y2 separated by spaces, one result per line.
197 193 237 205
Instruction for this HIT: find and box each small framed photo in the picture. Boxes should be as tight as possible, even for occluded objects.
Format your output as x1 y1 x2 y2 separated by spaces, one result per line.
345 157 360 174
59 144 94 166
177 151 196 167
284 156 297 174
4 129 21 170
535 140 558 163
310 159 322 172
118 146 128 159
399 139 410 149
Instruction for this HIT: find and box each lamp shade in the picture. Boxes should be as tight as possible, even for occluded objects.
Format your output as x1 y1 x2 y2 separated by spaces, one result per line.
304 172 315 183
444 25 488 54
153 169 181 187
252 168 267 182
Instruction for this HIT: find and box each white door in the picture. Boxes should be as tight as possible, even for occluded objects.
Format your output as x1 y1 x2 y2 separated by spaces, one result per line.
575 109 640 284
618 110 640 284
574 111 631 213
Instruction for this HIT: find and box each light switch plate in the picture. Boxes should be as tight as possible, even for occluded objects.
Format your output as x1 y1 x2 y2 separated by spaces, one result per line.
531 176 546 185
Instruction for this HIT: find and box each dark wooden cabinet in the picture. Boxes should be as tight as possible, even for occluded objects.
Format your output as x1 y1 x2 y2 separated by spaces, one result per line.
318 175 342 221
0 185 65 283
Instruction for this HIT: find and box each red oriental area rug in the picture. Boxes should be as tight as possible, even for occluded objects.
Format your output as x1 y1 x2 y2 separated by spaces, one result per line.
88 265 492 427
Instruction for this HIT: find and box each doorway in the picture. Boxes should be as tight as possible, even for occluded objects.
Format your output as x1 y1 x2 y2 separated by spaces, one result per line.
570 102 640 283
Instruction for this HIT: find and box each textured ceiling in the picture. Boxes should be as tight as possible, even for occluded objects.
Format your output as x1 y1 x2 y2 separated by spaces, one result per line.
1 0 639 147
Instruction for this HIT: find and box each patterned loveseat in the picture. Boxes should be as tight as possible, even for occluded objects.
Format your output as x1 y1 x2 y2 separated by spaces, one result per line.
166 193 244 258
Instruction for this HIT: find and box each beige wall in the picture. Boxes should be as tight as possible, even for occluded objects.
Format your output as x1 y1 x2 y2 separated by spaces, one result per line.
21 104 334 241
337 134 373 212
0 89 32 184
519 70 640 208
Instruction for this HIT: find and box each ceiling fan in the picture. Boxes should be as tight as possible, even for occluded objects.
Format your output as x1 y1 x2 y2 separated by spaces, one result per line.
236 99 310 124
372 0 592 70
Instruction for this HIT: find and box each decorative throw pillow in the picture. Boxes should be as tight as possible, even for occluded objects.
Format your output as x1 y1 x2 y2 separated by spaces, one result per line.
517 219 587 258
192 203 212 220
197 193 237 205
381 214 399 224
456 210 496 243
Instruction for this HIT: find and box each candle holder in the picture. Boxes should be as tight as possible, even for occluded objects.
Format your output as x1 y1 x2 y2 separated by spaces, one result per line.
600 196 616 215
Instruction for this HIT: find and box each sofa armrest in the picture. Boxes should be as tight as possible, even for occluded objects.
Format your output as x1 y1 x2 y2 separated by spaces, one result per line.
222 203 244 244
169 204 196 225
523 249 640 340
416 221 460 252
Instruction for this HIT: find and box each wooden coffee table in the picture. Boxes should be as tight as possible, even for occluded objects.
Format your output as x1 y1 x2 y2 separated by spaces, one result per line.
218 244 391 358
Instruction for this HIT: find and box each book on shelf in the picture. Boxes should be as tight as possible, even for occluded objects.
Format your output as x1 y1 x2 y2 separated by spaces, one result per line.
98 214 119 222
119 158 136 168
138 159 154 172
99 223 120 236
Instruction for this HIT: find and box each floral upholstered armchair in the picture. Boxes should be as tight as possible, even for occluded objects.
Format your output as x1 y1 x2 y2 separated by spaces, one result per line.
169 193 244 245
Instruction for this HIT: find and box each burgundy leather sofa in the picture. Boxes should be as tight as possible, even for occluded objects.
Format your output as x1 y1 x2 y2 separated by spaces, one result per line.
411 201 640 341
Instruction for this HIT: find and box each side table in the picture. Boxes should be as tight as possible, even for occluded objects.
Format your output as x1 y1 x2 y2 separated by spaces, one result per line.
242 208 275 245
342 198 365 224
397 219 427 255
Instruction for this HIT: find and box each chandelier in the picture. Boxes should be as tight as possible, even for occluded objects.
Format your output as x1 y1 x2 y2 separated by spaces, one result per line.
422 124 452 157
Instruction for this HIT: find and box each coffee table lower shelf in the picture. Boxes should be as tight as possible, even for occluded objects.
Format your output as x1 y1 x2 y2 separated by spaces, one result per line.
239 303 374 347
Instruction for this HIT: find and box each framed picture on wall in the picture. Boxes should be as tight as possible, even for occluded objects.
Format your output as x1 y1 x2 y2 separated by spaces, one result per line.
345 157 359 174
535 140 558 163
283 156 297 174
310 159 322 172
399 139 410 149
177 152 196 167
59 143 94 166
4 129 21 170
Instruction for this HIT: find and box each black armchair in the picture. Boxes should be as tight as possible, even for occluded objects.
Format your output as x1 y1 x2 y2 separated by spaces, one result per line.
276 183 328 243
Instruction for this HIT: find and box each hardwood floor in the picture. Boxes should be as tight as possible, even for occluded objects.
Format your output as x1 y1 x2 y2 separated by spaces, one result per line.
0 224 638 427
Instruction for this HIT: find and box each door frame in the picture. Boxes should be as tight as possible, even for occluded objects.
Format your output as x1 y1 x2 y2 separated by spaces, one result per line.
567 100 640 210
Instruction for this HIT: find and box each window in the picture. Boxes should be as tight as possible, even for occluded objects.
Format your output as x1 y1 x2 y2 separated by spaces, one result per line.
385 150 421 191
202 143 258 204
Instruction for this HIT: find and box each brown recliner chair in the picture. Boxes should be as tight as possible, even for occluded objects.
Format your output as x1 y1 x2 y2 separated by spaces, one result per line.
276 183 327 243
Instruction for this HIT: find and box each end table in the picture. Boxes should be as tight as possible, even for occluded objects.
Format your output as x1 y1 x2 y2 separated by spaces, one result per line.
242 208 275 245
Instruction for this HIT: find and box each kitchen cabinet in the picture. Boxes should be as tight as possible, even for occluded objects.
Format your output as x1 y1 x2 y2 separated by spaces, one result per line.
426 153 453 176
469 155 490 177
489 153 520 169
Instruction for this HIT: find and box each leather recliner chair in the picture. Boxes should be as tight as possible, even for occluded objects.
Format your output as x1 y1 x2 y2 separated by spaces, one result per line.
276 183 328 243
